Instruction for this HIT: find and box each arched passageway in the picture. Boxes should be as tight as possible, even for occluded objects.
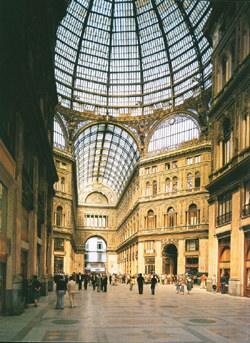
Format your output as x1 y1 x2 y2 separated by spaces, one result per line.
85 237 107 273
163 244 178 275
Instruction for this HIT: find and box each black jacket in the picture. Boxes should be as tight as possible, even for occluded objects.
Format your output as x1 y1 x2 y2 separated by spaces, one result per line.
56 279 66 291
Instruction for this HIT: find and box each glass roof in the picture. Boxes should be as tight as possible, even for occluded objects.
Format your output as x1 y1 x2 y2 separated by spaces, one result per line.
73 124 140 197
148 113 200 153
55 0 212 117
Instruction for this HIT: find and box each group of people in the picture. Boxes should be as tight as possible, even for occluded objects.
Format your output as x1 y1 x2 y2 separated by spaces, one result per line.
32 270 229 309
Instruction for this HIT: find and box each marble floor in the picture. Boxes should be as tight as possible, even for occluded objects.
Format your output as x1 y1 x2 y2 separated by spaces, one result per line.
0 283 250 342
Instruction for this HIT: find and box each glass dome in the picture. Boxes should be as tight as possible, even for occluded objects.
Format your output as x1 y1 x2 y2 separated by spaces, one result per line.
55 0 212 117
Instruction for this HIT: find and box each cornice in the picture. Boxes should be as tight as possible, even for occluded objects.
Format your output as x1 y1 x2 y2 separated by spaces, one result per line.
206 154 250 196
53 148 75 162
140 141 211 166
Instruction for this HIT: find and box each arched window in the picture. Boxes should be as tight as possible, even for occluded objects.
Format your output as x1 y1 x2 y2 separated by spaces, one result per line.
165 178 171 193
187 173 192 189
61 177 65 192
222 55 227 87
195 171 201 188
147 210 155 229
173 177 178 192
223 118 231 165
189 204 198 225
54 118 66 150
56 206 63 226
148 114 200 153
153 180 157 195
146 182 150 196
168 207 175 228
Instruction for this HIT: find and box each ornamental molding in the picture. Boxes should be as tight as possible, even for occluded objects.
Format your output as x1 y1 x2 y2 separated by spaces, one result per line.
161 238 178 250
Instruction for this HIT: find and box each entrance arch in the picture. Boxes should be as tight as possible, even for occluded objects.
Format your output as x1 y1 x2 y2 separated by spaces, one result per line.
85 236 107 273
162 244 178 275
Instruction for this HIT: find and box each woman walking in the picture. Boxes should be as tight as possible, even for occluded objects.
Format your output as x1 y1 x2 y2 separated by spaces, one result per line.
186 276 192 294
32 275 41 307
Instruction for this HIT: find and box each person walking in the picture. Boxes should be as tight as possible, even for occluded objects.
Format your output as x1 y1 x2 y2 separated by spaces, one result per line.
78 272 82 290
186 276 192 294
83 271 89 290
111 273 116 286
151 275 157 295
96 274 102 292
103 274 108 292
212 275 217 293
180 280 185 295
137 273 144 294
176 279 180 294
200 274 206 289
67 276 76 308
92 273 97 291
32 275 41 307
220 274 226 294
55 274 67 309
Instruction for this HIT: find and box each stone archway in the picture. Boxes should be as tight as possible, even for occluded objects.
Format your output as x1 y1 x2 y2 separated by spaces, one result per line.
162 244 178 275
84 236 107 273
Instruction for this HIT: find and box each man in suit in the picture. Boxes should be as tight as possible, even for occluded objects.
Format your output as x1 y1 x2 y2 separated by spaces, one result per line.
151 275 157 295
78 272 82 290
137 273 145 294
102 274 108 292
67 276 76 308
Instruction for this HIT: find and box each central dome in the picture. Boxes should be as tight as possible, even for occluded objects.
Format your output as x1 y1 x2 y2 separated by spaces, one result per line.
55 0 212 117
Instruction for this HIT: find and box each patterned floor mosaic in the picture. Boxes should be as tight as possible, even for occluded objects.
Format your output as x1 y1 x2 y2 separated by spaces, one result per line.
0 283 249 342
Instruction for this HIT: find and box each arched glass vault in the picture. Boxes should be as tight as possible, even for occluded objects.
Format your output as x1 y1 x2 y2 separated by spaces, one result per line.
55 0 212 117
148 113 200 153
73 123 140 197
54 0 212 199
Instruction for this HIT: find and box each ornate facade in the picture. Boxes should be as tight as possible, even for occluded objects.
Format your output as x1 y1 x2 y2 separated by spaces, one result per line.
0 1 67 315
205 2 250 296
1 0 249 320
52 109 211 279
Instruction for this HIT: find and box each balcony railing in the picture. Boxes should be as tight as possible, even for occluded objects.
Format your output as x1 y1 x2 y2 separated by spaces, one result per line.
54 246 64 252
217 212 232 226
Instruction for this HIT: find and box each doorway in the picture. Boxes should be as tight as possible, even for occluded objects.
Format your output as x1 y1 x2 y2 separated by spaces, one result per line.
163 244 178 275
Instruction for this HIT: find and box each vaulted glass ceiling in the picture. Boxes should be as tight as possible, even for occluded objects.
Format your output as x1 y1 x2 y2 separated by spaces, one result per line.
55 0 212 117
73 124 140 197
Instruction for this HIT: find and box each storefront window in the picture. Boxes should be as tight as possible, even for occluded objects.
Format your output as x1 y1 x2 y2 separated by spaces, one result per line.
247 269 250 288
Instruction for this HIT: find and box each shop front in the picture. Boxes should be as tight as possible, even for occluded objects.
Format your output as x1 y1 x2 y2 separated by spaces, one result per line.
244 231 250 297
218 236 231 294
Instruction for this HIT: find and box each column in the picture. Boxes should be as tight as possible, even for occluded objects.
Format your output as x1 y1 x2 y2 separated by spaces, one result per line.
177 239 185 274
242 117 246 150
13 114 23 277
230 130 234 159
219 140 223 168
155 240 162 275
137 242 144 274
229 189 241 296
246 114 250 147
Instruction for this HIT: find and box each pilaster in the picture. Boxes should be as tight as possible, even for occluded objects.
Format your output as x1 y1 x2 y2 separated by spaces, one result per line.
177 239 185 274
155 240 162 275
137 242 144 274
